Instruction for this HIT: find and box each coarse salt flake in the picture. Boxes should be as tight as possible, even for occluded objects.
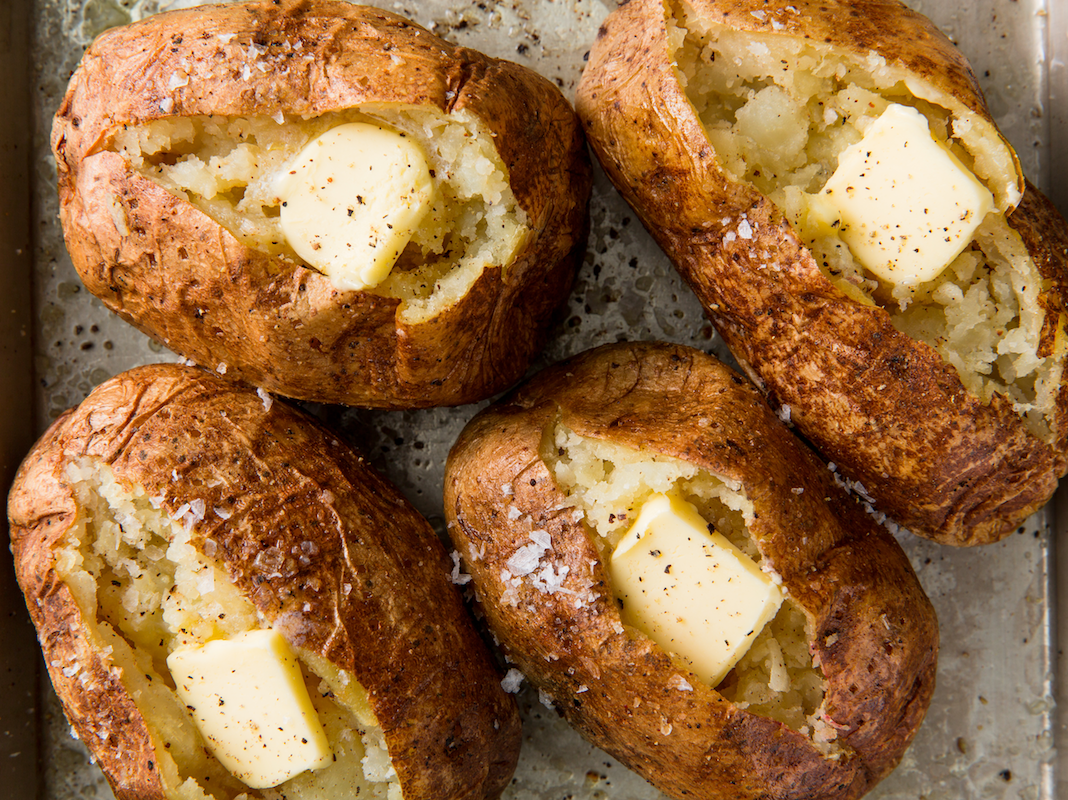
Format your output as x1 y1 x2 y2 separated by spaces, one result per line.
669 674 693 691
737 219 754 239
449 550 472 585
500 668 525 693
256 387 274 411
539 688 555 709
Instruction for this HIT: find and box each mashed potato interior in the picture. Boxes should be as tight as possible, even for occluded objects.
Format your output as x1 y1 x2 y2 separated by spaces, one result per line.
667 0 1060 440
55 459 402 800
544 425 842 756
109 107 528 324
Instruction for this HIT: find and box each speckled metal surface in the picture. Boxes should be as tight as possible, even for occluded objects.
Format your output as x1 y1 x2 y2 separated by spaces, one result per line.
9 0 1065 798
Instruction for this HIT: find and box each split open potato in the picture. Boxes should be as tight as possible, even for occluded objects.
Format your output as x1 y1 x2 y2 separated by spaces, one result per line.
444 342 938 800
53 0 591 408
8 364 521 800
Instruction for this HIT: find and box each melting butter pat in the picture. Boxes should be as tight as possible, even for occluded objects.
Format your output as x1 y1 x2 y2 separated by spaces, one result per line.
810 103 993 286
277 122 435 291
609 493 782 688
167 629 333 789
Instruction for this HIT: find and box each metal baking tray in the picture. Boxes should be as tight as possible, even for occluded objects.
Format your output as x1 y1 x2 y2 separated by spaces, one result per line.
2 0 1066 797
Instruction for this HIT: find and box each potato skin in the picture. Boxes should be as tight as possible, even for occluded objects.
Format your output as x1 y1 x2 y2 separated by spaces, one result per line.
575 0 1068 546
444 342 938 800
52 0 591 409
8 364 522 800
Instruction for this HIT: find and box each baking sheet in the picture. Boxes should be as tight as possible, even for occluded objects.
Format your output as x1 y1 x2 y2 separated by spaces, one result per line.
4 0 1065 797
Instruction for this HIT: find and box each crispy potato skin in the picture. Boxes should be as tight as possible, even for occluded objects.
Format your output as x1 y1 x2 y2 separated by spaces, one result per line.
574 0 1068 545
8 364 521 800
52 0 591 409
444 342 938 800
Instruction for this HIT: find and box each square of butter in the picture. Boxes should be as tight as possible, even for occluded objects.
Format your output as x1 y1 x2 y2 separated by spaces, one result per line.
609 493 782 688
167 628 333 789
811 103 993 287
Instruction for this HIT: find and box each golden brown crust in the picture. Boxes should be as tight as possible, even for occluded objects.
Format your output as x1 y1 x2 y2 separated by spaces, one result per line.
52 0 591 409
444 342 938 800
575 0 1068 545
9 364 522 800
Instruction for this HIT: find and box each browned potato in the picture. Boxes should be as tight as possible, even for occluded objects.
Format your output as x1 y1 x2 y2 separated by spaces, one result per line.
8 364 521 800
52 0 591 409
575 0 1068 545
444 342 938 800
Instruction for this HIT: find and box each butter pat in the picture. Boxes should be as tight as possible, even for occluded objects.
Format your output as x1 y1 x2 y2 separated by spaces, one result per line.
609 494 782 688
810 103 993 286
277 122 435 291
167 629 333 789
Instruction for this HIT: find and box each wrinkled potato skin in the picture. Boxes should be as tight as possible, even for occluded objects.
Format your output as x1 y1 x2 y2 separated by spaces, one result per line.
444 342 938 800
52 0 591 409
575 0 1068 546
8 364 522 800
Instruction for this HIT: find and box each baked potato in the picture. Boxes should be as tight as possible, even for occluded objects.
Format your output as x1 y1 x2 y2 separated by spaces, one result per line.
444 342 938 800
8 364 521 800
52 0 591 409
575 0 1068 546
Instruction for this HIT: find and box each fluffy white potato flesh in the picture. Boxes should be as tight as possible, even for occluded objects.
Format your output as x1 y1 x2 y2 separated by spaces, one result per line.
56 459 401 800
110 107 528 324
276 123 435 291
544 426 842 755
610 493 783 688
668 5 1059 441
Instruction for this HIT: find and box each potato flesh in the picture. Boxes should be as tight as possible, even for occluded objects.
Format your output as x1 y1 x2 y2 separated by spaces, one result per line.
668 3 1059 441
109 107 528 325
544 426 840 755
55 459 399 800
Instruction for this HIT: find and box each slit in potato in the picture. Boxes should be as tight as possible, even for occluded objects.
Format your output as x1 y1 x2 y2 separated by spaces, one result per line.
543 424 842 756
666 0 1058 440
56 458 402 800
108 107 528 325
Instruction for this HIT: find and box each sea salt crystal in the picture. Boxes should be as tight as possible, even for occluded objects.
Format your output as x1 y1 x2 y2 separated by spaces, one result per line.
669 674 693 692
529 529 552 549
737 219 754 239
257 387 274 411
449 551 472 585
539 689 555 709
214 507 232 520
159 98 174 113
507 545 542 576
500 668 525 693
